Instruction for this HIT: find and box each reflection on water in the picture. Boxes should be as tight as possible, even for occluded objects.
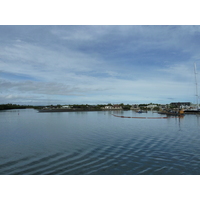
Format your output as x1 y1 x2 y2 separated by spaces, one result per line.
1 109 200 175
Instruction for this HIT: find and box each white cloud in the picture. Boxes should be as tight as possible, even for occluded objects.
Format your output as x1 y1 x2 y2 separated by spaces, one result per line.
1 25 200 105
0 40 107 82
158 64 196 80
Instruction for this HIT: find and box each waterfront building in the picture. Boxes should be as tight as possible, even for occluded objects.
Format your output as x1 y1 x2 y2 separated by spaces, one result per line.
101 104 122 110
130 104 139 110
170 102 191 108
146 104 158 109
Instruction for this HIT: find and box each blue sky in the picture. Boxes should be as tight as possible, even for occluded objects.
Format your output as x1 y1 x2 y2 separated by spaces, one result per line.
0 25 200 105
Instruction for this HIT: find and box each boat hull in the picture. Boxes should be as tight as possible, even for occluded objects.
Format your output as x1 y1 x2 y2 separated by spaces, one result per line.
184 110 200 114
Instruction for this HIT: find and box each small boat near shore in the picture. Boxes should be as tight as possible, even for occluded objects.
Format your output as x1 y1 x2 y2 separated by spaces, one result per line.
158 109 184 116
136 110 147 113
184 109 200 114
137 110 143 113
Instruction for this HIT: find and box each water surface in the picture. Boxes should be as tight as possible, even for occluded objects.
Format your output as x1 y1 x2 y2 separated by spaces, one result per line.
1 109 200 175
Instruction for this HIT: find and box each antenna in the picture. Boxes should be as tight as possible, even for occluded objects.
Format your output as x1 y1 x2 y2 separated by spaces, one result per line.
194 63 199 110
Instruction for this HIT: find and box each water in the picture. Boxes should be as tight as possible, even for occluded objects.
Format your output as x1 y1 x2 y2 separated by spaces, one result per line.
1 109 200 175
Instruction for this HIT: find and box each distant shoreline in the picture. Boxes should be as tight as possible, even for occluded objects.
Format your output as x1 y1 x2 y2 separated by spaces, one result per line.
38 108 125 112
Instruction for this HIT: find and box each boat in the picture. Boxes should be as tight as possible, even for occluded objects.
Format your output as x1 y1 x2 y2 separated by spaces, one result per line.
158 109 184 116
184 108 200 114
137 110 143 113
137 110 147 113
184 63 200 114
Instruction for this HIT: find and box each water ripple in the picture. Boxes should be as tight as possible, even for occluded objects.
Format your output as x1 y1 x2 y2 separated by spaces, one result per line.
1 110 200 175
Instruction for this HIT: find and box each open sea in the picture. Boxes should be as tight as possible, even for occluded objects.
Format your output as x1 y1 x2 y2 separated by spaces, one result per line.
1 108 200 175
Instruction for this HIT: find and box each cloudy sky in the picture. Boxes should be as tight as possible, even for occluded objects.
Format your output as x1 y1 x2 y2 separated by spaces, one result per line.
0 25 200 105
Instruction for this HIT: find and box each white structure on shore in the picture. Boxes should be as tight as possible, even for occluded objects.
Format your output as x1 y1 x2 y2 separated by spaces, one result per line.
101 104 122 110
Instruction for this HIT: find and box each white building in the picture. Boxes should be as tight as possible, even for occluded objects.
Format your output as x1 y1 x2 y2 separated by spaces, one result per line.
146 104 158 109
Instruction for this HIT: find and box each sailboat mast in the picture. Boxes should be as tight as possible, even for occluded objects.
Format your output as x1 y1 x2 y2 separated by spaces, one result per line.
194 63 199 110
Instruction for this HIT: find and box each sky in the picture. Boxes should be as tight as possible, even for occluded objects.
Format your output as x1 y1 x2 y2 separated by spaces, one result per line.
1 25 200 105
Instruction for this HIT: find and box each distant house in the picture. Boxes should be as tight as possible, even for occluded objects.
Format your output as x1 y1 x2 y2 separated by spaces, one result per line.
62 105 71 109
101 104 122 110
146 104 158 109
104 106 113 109
112 104 122 109
170 102 191 108
159 104 167 109
130 104 139 110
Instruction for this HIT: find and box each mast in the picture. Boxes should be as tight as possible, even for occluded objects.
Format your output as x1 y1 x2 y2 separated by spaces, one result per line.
194 63 199 110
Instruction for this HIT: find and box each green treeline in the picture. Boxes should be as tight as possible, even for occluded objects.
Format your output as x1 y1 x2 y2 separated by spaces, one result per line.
0 103 163 111
0 104 42 110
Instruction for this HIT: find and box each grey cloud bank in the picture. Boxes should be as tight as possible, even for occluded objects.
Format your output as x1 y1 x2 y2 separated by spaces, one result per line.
0 25 200 105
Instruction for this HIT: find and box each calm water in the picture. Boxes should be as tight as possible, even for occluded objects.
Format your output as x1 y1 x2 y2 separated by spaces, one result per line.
1 109 200 175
